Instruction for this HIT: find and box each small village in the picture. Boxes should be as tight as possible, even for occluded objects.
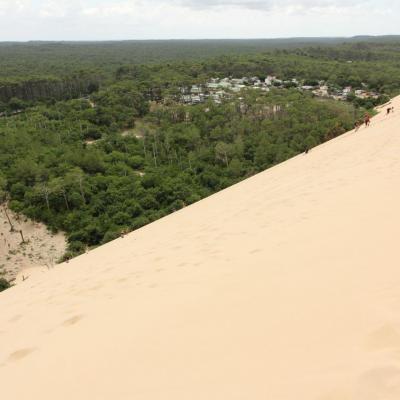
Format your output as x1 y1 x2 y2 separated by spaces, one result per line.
0 76 381 119
179 75 381 105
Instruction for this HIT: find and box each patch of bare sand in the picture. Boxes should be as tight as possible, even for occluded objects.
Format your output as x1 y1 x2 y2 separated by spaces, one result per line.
121 118 156 139
0 206 67 283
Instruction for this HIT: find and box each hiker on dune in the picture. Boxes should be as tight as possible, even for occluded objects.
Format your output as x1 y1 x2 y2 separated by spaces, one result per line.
364 113 371 127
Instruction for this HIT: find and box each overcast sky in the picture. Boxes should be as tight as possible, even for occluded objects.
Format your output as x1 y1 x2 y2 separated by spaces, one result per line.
0 0 399 41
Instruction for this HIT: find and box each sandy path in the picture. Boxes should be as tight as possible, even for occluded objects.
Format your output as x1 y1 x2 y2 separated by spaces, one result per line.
0 206 66 283
0 97 399 399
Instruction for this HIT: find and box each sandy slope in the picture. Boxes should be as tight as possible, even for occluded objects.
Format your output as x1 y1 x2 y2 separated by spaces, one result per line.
0 206 66 283
0 97 400 399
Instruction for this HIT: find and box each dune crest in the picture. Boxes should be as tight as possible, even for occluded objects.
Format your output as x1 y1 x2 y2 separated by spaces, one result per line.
1 97 400 399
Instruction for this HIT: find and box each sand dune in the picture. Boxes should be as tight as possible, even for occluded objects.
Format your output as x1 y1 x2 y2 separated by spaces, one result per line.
1 97 400 399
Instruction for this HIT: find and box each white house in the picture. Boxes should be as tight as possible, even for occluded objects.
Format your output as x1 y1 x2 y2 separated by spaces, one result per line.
265 76 276 86
207 82 219 90
191 85 201 94
343 86 352 95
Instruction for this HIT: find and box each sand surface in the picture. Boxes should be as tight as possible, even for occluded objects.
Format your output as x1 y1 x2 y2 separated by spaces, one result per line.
1 97 400 399
0 206 66 283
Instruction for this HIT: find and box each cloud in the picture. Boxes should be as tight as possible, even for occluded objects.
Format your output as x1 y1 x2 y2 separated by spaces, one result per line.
0 0 386 18
39 0 70 17
0 0 398 40
74 0 382 23
0 0 31 15
164 0 373 12
81 2 138 17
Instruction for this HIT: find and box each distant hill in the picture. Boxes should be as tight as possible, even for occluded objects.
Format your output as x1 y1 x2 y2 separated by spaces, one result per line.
1 36 400 79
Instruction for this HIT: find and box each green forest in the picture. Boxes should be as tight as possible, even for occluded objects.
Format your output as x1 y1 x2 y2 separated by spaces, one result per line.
1 37 400 106
1 38 400 287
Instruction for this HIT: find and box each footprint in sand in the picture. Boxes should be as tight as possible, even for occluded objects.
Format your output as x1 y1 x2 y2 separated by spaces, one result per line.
356 366 400 399
88 284 103 292
8 348 36 362
62 315 84 327
366 324 400 351
148 284 158 289
8 314 22 323
249 249 262 254
177 262 187 267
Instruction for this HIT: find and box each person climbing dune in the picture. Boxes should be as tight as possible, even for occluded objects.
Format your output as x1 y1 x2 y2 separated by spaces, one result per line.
364 113 371 127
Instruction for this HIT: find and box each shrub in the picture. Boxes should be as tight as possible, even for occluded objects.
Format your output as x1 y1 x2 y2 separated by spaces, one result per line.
0 278 10 292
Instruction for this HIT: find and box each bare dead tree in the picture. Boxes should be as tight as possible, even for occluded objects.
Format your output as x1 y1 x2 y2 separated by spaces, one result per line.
19 230 26 244
41 184 51 211
152 143 158 167
78 176 86 204
2 205 15 232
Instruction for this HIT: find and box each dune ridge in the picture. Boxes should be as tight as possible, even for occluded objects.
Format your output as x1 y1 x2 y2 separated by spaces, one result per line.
1 97 400 399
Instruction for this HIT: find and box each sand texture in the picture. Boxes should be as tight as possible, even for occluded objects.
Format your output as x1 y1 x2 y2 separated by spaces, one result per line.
0 97 400 399
0 206 66 283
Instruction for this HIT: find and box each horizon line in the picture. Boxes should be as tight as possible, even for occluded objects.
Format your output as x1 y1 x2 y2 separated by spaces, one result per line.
1 34 400 44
